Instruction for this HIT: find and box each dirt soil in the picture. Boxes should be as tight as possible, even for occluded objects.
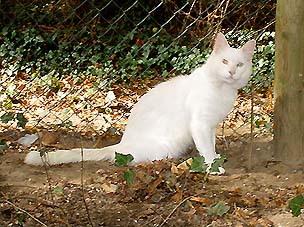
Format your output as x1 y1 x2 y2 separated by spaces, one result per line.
1 130 304 227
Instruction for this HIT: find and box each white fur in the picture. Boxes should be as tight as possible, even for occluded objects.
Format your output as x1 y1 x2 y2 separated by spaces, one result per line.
24 33 255 166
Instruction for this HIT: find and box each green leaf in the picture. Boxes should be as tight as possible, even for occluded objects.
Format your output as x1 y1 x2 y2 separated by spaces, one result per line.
0 139 8 150
210 155 226 173
53 186 64 195
289 194 304 217
16 113 28 128
189 156 208 173
17 214 26 225
123 171 135 185
207 201 230 216
115 152 134 166
105 107 112 114
0 145 8 150
0 139 6 145
5 99 13 109
1 113 14 123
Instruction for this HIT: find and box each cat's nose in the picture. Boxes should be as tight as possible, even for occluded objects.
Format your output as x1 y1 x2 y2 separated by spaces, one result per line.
229 70 236 76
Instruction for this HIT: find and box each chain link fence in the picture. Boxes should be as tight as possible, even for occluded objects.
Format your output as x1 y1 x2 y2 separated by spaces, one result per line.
0 1 275 147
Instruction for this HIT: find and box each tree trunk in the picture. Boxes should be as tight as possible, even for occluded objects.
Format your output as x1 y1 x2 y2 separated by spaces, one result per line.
274 0 304 164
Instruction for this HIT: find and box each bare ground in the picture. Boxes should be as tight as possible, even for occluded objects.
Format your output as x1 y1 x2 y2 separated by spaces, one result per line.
1 130 304 227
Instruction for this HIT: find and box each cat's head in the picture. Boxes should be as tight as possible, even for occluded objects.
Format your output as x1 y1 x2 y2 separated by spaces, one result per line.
206 32 256 89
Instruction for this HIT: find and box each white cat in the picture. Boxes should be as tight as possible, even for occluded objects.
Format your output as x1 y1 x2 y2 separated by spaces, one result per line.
25 33 255 166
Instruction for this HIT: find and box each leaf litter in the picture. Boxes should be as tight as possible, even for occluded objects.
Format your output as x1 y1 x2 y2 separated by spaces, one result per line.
1 78 304 226
1 149 304 226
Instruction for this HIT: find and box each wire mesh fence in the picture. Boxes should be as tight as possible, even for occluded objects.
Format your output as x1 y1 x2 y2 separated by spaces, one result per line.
0 2 277 225
0 0 275 145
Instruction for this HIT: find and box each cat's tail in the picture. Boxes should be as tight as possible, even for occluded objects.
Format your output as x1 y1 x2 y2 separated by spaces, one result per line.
24 145 117 166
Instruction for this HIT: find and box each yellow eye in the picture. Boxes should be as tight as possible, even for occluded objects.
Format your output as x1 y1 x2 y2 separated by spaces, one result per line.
237 62 244 67
222 59 228 64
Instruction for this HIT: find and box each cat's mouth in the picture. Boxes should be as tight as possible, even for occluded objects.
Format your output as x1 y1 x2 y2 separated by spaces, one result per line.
224 75 238 83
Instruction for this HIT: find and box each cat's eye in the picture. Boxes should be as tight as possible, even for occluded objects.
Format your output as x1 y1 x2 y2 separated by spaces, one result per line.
237 62 244 67
222 59 228 65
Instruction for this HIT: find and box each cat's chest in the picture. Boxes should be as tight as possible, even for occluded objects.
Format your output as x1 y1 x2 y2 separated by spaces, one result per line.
212 88 236 114
218 88 236 107
196 83 236 107
187 83 237 123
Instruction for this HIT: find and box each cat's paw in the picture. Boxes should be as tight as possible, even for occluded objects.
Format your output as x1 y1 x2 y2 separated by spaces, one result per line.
206 165 225 175
204 153 221 164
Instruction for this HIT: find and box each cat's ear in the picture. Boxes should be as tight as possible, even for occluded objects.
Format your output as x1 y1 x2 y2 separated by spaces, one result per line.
241 40 256 60
213 33 229 53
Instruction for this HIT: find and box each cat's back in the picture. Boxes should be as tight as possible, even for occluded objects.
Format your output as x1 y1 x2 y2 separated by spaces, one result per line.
124 74 192 131
129 67 211 117
122 74 194 145
135 75 189 109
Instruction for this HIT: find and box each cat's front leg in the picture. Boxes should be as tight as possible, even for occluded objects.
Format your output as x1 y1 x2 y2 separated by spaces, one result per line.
190 121 218 164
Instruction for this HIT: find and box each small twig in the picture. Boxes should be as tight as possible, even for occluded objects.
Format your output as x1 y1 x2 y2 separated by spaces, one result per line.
159 192 203 227
3 196 47 227
36 133 54 201
145 215 160 226
221 121 229 149
1 184 38 189
37 134 54 203
159 196 190 227
42 158 54 202
80 136 94 227
249 84 254 170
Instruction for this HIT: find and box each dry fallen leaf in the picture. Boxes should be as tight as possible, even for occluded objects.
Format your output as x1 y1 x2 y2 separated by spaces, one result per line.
143 208 155 216
233 207 250 218
101 183 118 193
190 196 213 205
296 184 303 194
170 164 179 174
147 176 163 195
171 188 183 202
176 158 193 173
